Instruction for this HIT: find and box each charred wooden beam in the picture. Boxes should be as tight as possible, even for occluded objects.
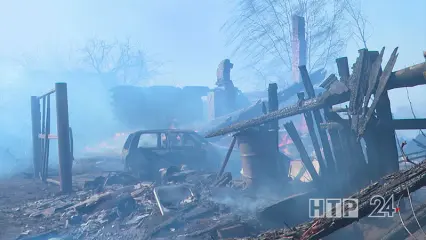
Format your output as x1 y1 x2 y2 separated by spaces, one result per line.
268 83 279 150
217 136 237 178
30 96 42 178
387 61 426 89
205 83 350 138
325 111 368 191
360 51 388 182
41 95 51 182
376 91 400 176
283 121 320 183
319 74 338 89
201 100 263 137
205 61 426 138
319 122 344 130
55 83 73 193
323 109 346 180
348 49 368 117
362 120 383 182
359 47 399 137
363 49 384 116
393 118 426 130
330 106 349 113
297 93 327 175
253 159 426 240
300 65 336 174
336 57 350 84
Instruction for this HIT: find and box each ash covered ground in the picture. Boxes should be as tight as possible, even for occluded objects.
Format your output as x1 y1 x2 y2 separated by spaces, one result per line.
2 154 426 240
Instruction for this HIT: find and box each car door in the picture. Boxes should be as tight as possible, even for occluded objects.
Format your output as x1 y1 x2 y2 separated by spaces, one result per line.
122 133 135 164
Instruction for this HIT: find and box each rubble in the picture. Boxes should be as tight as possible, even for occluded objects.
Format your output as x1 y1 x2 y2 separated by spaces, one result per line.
2 168 280 240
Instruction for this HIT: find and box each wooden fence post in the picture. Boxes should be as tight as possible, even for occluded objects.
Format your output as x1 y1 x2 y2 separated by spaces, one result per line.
268 83 279 149
55 83 72 193
30 96 42 178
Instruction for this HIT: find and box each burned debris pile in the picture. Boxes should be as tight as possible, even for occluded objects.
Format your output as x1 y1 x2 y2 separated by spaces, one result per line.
10 167 280 240
241 159 426 240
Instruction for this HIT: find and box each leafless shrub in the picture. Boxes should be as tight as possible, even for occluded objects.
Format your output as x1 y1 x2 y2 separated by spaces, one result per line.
81 38 160 85
343 0 370 49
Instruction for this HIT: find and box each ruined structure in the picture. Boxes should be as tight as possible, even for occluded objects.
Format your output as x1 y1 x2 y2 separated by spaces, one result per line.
208 59 238 120
31 83 73 193
206 47 426 239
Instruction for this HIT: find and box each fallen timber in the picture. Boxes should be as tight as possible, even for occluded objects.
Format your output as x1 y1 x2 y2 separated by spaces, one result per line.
205 62 426 138
238 159 426 240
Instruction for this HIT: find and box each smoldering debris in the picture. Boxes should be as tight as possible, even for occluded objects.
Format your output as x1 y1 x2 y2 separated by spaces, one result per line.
2 162 271 240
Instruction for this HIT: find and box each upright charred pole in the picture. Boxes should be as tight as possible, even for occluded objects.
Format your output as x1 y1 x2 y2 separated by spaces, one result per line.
268 83 279 150
55 83 73 193
30 96 42 178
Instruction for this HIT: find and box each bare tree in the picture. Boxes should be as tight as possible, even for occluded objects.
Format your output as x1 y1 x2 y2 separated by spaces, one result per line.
343 0 370 49
223 0 357 85
81 38 159 85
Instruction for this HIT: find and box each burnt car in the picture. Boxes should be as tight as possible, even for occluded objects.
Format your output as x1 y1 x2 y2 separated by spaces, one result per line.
122 129 223 179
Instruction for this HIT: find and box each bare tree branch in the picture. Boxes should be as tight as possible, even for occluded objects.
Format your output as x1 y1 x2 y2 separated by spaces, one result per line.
343 0 370 49
223 0 364 86
80 38 159 85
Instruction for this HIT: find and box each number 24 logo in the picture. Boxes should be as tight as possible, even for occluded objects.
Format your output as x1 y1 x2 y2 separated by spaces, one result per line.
369 195 398 218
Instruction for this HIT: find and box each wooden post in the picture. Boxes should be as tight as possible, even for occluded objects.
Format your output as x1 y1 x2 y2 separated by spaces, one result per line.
268 83 279 150
55 83 72 193
376 91 399 175
297 92 327 175
323 108 344 174
217 136 237 178
30 96 42 178
283 121 320 183
299 65 336 174
41 95 51 182
336 57 350 84
291 15 307 83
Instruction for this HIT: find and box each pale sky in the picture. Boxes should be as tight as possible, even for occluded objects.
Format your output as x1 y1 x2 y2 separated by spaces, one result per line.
0 0 425 135
0 0 424 84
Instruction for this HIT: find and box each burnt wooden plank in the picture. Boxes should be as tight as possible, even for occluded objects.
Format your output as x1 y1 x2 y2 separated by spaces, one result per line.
325 112 368 191
362 119 383 181
283 121 320 183
204 84 350 138
319 74 338 89
205 58 425 139
376 91 400 176
297 93 327 175
387 61 426 89
253 159 426 240
392 118 426 129
268 83 279 150
363 49 385 115
323 108 345 176
300 65 336 174
348 49 368 132
336 57 350 84
359 47 399 137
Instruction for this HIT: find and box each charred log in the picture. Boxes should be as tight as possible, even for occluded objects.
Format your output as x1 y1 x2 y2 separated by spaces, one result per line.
246 159 426 240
